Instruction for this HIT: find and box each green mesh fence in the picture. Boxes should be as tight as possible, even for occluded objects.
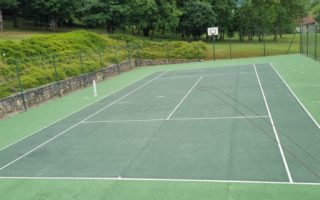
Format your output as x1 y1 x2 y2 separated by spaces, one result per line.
301 24 319 60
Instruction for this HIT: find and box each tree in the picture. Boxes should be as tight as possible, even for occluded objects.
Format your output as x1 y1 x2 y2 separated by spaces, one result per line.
31 0 76 31
128 0 159 37
155 0 182 35
0 0 18 31
210 0 236 40
81 0 129 33
179 1 216 40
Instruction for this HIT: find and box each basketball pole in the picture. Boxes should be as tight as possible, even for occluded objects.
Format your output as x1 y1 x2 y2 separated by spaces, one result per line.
212 35 215 61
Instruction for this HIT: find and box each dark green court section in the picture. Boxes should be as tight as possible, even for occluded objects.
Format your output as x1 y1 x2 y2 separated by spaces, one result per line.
256 64 320 183
0 65 288 182
169 66 267 118
0 119 287 182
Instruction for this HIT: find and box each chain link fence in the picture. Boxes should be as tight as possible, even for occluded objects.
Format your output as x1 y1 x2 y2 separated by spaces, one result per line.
301 24 320 60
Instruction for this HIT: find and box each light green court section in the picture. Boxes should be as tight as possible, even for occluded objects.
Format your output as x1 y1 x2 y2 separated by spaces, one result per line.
0 179 319 200
1 54 320 200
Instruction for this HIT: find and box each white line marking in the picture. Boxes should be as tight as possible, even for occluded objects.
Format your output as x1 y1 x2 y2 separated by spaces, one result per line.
82 119 166 123
166 76 203 120
82 116 269 124
117 101 129 104
269 62 320 129
254 64 293 183
0 71 168 172
0 72 161 153
0 176 319 186
171 116 269 121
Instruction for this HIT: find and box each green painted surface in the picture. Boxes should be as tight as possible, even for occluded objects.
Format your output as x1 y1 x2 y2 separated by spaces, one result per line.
1 54 320 199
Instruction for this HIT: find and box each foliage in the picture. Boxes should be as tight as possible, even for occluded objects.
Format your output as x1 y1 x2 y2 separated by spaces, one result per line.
179 1 217 39
0 30 207 99
30 0 76 31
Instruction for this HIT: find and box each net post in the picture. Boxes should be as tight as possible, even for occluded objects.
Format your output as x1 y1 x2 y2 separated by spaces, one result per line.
14 60 27 111
92 80 97 97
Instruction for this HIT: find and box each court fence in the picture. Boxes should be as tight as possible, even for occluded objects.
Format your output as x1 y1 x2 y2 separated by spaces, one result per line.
300 24 320 60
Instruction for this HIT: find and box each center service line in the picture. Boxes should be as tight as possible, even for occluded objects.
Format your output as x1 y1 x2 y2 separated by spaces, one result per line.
166 76 203 120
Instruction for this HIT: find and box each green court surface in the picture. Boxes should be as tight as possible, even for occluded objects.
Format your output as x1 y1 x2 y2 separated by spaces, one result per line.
1 54 320 199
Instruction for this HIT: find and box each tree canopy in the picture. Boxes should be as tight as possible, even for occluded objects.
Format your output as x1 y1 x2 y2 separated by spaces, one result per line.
0 0 311 41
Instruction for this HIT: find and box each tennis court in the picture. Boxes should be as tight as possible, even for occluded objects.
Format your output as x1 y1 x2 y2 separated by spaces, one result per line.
0 62 320 185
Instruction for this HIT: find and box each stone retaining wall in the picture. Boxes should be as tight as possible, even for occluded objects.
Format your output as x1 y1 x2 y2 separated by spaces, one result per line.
0 59 200 118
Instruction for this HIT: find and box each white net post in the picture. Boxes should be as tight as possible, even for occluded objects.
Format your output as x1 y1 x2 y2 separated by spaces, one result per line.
93 80 97 97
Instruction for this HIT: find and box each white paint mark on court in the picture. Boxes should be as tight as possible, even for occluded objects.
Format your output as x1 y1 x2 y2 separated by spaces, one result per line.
1 176 319 186
254 64 293 183
157 95 165 98
82 119 165 123
82 115 268 124
117 101 129 104
166 76 203 120
269 62 320 130
0 71 168 172
312 100 320 104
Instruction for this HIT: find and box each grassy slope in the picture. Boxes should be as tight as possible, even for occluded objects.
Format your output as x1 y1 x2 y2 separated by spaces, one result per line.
0 54 320 200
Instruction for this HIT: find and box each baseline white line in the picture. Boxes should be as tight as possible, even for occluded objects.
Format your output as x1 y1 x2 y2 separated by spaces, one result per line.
0 72 161 153
82 119 166 123
254 64 293 183
0 176 319 186
82 115 269 124
166 76 203 120
269 62 320 129
0 71 168 172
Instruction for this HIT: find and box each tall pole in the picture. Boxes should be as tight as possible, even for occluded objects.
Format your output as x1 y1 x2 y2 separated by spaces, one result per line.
52 54 61 97
307 25 309 56
212 35 216 61
315 24 318 60
15 60 27 111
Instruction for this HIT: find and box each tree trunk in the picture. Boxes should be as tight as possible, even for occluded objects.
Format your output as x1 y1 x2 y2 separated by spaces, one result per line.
0 10 3 32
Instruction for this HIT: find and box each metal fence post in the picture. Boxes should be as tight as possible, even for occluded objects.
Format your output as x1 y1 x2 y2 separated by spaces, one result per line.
263 33 266 56
98 48 103 70
52 54 61 97
300 25 303 54
15 60 27 111
315 24 318 60
229 39 232 59
137 45 141 66
127 46 132 70
79 51 84 73
307 25 309 56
